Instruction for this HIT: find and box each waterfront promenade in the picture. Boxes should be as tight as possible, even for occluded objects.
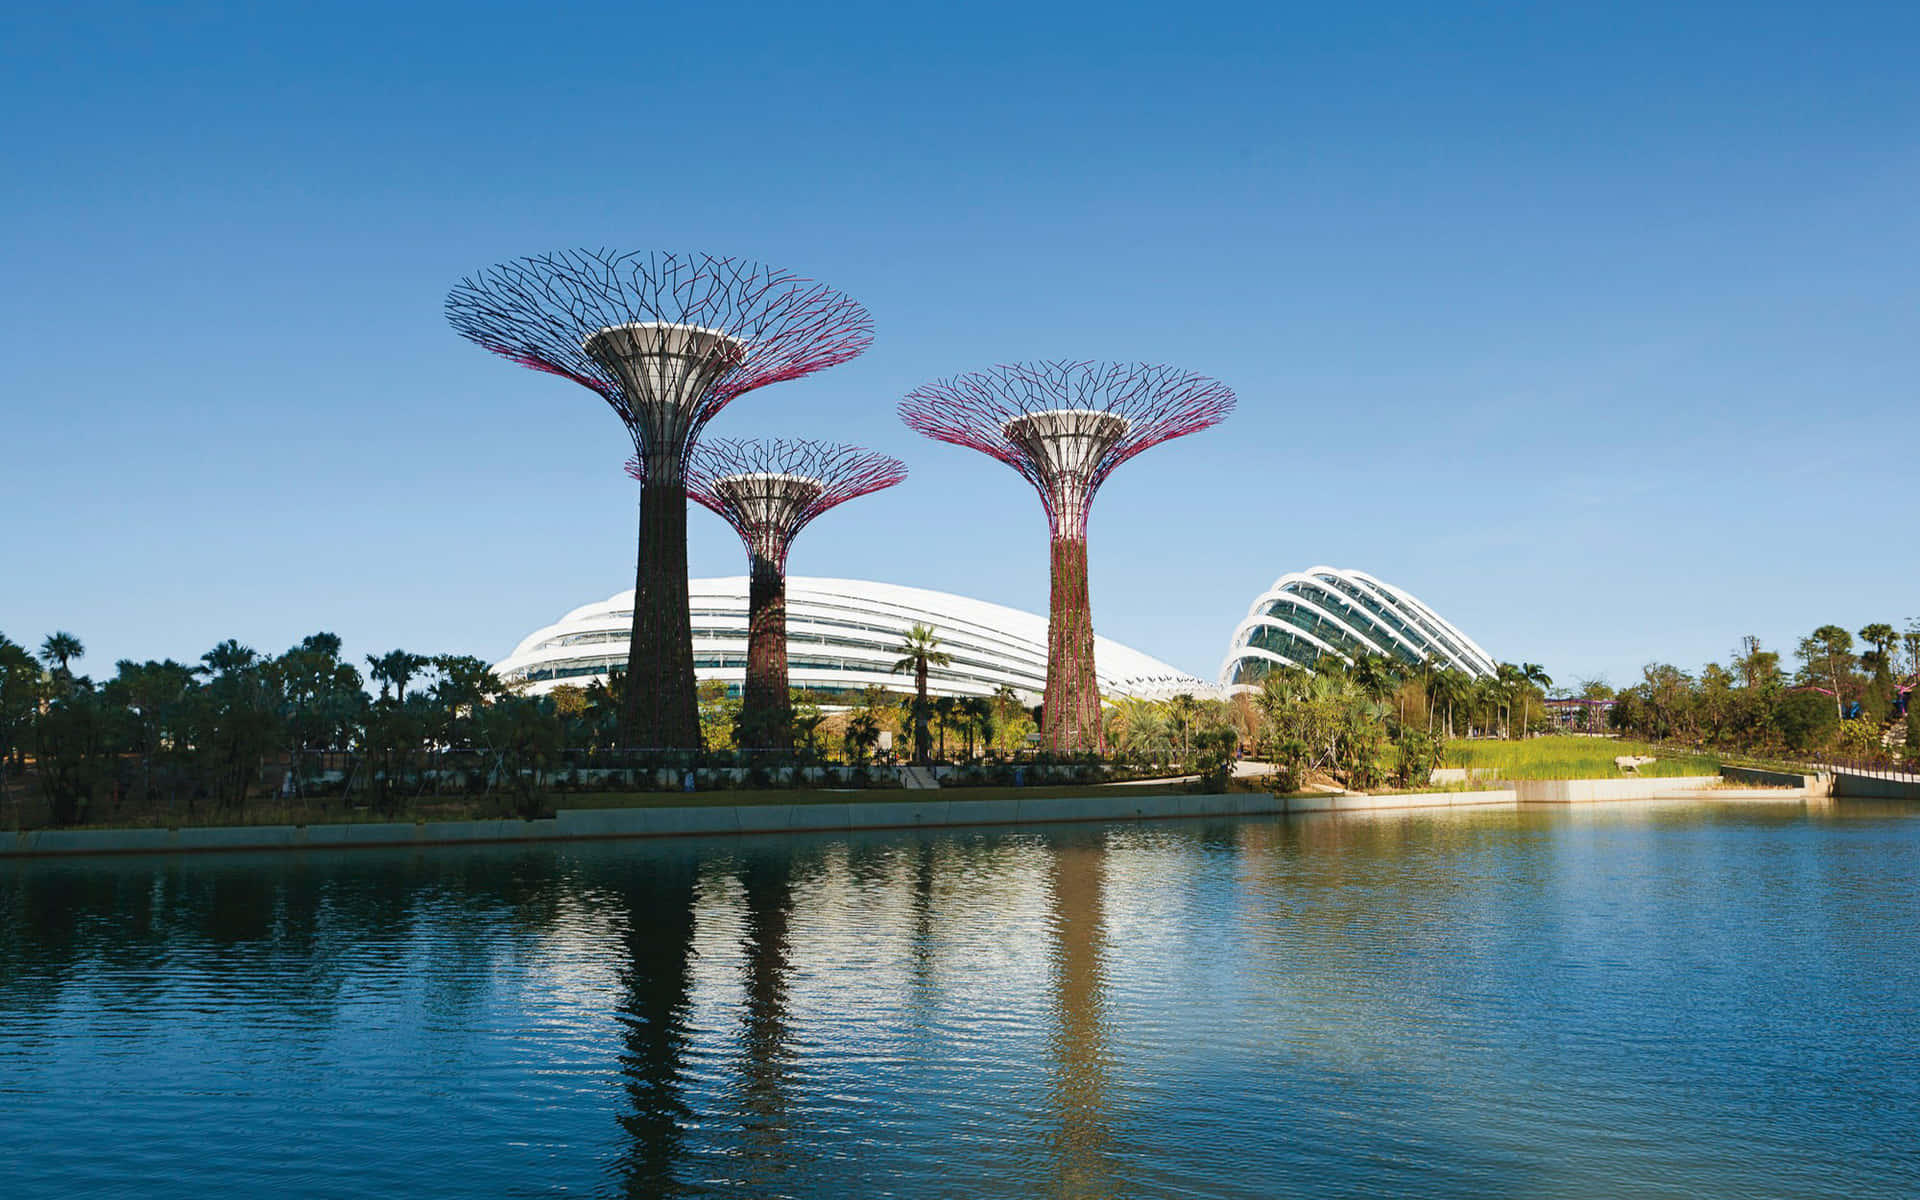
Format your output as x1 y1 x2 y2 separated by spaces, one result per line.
1 768 1842 858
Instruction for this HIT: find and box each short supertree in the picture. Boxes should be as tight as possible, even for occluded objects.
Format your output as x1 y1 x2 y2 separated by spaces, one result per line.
899 362 1234 753
447 251 873 749
633 438 906 752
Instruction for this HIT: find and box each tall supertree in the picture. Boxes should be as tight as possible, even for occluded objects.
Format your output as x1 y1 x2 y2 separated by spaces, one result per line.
633 438 906 752
447 251 873 749
899 362 1233 753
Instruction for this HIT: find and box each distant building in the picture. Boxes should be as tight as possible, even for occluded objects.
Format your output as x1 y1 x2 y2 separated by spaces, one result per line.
495 576 1216 704
1543 697 1616 734
1219 566 1496 688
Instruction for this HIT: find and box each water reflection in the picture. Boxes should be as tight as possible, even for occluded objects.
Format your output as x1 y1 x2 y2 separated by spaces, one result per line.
733 853 799 1185
1044 838 1115 1198
609 857 697 1197
1 804 1916 1200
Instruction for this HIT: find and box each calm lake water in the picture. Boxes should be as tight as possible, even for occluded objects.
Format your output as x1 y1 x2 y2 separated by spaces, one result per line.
3 801 1917 1199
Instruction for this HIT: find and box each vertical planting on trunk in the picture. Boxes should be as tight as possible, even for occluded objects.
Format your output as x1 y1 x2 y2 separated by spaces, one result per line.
900 363 1234 756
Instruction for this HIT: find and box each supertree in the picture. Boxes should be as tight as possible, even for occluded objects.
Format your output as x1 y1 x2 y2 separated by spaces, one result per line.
632 438 906 752
447 251 873 749
899 362 1234 753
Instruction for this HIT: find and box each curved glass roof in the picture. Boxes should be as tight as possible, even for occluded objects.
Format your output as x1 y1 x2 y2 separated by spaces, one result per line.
1218 566 1496 688
496 576 1217 703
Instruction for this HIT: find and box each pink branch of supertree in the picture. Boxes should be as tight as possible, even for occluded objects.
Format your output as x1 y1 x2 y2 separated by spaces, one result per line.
626 438 907 563
447 250 874 459
897 360 1234 533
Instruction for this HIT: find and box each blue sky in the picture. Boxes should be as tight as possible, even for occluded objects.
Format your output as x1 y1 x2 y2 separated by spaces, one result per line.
3 1 1916 689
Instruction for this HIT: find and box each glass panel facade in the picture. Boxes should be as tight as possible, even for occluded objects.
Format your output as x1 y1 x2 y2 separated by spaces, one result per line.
501 580 1212 702
1221 567 1496 689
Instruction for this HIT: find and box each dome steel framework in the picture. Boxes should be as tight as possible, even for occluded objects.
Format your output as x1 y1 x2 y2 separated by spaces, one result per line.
493 577 1213 704
1219 566 1497 688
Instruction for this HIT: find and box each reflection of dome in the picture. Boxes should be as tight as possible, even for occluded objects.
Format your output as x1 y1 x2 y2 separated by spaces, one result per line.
495 576 1215 703
1219 566 1497 689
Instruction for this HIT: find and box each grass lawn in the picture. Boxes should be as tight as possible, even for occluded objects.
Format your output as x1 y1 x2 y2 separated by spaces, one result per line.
1444 736 1721 780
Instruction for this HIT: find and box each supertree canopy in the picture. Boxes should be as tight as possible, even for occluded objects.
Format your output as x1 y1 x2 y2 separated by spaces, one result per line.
634 439 906 751
447 251 873 749
899 362 1234 752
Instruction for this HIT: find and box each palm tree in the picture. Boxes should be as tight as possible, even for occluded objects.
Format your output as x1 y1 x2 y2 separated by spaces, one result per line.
366 650 427 703
194 640 273 811
1349 652 1401 719
1424 666 1448 736
931 696 957 761
1492 663 1526 738
1105 697 1174 762
1428 667 1472 740
38 632 84 675
1860 623 1897 669
890 624 950 765
1518 663 1552 738
1169 692 1199 761
960 696 994 760
844 710 881 764
1262 664 1313 709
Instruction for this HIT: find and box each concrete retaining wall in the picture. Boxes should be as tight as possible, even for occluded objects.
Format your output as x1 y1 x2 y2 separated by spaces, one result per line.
3 792 1308 858
1830 770 1920 800
7 771 1790 858
1278 789 1515 814
1723 766 1829 793
1512 775 1720 804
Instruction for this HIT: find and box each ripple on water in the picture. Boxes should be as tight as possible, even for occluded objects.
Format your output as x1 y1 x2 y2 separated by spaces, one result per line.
1 806 1918 1198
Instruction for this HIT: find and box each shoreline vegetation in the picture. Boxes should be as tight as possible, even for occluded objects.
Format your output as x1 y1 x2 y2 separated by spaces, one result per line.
1572 626 1919 765
4 617 1907 836
5 771 1783 859
15 782 1215 833
3 737 1738 835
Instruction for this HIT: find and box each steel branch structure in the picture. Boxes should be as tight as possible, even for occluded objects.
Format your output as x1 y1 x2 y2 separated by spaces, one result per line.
632 439 906 751
447 251 873 749
899 362 1234 752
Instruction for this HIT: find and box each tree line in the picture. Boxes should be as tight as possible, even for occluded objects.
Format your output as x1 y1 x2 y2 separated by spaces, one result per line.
1598 623 1919 762
0 625 1105 827
13 614 1761 828
0 630 550 826
1105 654 1556 793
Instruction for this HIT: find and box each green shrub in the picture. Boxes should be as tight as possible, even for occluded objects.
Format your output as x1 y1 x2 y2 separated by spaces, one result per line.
1393 731 1441 788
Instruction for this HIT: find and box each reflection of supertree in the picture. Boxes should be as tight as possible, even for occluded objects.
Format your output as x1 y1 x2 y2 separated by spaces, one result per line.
736 856 798 1181
447 251 873 748
633 439 906 751
609 858 700 1196
900 362 1234 751
1047 836 1115 1193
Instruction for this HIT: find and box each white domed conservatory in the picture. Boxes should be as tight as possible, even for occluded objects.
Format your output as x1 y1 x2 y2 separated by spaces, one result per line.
495 576 1214 704
1219 566 1497 689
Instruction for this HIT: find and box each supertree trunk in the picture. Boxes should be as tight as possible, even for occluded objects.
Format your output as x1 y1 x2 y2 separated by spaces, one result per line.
741 552 793 752
899 362 1233 763
446 252 875 754
672 439 906 756
1045 535 1104 753
624 474 700 749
